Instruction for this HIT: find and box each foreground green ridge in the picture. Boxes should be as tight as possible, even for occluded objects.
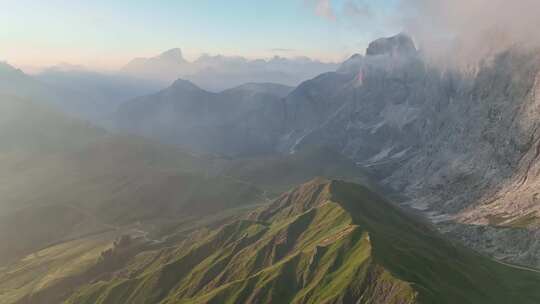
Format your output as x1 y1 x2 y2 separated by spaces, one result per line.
46 178 540 304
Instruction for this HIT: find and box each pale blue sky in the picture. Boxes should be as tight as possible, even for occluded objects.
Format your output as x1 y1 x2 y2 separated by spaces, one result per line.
0 0 401 70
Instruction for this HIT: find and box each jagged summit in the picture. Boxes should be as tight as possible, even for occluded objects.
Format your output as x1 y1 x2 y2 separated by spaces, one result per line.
337 33 418 73
337 53 364 73
0 61 23 74
366 33 417 56
157 48 186 62
170 78 202 91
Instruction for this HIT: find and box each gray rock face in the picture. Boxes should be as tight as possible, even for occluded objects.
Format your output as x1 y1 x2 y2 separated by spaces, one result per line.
157 48 186 62
273 39 540 266
278 33 441 172
279 38 540 219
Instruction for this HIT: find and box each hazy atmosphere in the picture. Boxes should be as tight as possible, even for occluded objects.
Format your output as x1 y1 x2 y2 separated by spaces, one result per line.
2 1 540 304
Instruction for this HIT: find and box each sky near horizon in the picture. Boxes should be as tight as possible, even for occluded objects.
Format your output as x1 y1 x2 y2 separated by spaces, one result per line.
0 0 400 71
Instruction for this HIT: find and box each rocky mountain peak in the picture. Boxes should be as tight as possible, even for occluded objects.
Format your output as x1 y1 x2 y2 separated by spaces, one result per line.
337 53 364 73
170 78 201 91
366 33 417 56
0 61 23 74
158 48 186 62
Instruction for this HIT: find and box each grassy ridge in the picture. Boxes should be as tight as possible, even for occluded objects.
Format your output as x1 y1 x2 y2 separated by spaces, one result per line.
329 180 540 303
60 178 540 304
0 233 114 304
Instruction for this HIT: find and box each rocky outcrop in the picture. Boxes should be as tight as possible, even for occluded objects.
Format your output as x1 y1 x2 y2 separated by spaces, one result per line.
387 50 540 217
278 33 429 160
457 71 540 226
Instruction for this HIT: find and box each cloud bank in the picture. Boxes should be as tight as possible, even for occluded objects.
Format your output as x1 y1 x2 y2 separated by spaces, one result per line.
403 0 540 64
309 0 540 64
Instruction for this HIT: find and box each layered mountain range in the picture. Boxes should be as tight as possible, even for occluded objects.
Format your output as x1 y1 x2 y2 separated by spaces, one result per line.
114 81 292 156
3 32 540 303
121 48 338 91
0 61 161 122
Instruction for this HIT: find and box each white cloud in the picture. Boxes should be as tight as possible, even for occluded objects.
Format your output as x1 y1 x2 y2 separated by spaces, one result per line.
401 0 540 65
307 0 336 21
307 0 540 65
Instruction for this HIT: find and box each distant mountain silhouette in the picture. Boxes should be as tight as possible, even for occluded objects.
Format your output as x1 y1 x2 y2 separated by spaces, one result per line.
121 49 338 91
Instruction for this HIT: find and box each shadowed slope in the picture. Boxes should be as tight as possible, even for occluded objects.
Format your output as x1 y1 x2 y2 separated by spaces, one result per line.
221 146 375 195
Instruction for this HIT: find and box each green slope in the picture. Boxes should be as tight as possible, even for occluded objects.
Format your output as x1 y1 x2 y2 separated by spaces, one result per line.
0 233 115 304
60 178 540 304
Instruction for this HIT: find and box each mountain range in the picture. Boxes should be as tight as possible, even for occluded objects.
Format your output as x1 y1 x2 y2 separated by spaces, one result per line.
0 61 162 122
121 49 338 91
3 32 540 303
112 33 540 268
114 80 291 156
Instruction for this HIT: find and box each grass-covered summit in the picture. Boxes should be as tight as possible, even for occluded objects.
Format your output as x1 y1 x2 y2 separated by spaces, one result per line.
62 178 540 304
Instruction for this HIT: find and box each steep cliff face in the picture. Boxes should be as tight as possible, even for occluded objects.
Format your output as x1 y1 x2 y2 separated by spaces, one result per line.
443 66 540 267
279 34 430 160
458 71 540 226
274 37 540 267
388 50 540 217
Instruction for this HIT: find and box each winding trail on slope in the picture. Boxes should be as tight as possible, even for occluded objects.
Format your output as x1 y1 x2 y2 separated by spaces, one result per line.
494 259 540 274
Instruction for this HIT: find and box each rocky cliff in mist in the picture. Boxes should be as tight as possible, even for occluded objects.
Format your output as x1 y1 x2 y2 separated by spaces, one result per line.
278 34 540 265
